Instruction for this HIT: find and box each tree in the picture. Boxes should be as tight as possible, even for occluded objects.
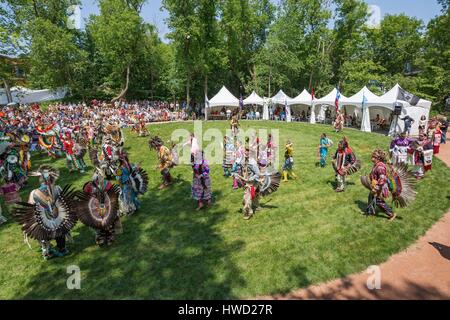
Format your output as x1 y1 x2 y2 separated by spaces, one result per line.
331 0 368 86
253 0 332 97
86 0 147 101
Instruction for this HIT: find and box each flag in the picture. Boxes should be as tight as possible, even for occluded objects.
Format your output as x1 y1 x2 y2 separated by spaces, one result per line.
335 88 341 112
362 92 368 108
311 87 315 101
397 87 420 106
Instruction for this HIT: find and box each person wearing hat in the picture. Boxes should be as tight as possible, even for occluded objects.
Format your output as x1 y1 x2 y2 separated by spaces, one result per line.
410 133 433 179
365 149 396 221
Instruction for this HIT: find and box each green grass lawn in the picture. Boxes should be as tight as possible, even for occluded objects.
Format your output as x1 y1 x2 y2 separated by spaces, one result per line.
1 121 449 299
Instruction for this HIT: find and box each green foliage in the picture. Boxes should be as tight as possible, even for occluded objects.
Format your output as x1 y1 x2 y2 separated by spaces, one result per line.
0 0 448 108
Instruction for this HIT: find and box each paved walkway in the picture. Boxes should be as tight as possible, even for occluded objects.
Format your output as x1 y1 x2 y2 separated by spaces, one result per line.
258 142 450 300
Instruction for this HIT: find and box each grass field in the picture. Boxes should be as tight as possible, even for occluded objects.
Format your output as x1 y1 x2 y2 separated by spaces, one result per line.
1 121 449 299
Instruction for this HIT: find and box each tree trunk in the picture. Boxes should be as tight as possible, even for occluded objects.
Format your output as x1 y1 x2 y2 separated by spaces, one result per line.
111 65 130 103
186 71 191 111
3 80 12 103
204 74 208 98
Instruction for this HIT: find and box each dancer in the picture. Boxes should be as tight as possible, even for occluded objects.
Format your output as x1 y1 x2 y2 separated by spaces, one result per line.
149 136 175 189
431 124 442 155
332 137 360 192
235 147 281 219
361 149 417 220
282 140 297 182
418 115 427 136
410 133 433 179
333 111 344 133
230 115 239 136
191 151 212 210
222 135 234 177
389 132 412 165
75 166 122 246
318 133 333 167
231 139 245 189
61 130 86 173
266 133 276 169
12 165 77 260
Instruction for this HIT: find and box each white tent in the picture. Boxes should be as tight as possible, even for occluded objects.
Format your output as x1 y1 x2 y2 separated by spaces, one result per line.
208 86 239 108
271 90 292 122
340 86 380 132
243 91 264 105
370 84 431 136
206 86 239 120
289 89 315 123
0 86 67 105
314 88 348 124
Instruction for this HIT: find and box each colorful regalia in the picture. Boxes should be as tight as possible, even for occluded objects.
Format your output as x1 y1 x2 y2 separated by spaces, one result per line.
389 133 412 165
61 131 86 173
230 116 239 136
232 140 245 189
235 149 281 220
1 147 27 187
333 111 344 132
36 123 63 158
191 153 212 210
149 136 175 189
75 167 122 246
410 133 433 179
432 126 442 155
12 166 77 260
332 138 361 192
282 140 297 182
222 136 235 177
266 134 276 169
361 149 417 220
318 134 333 167
115 155 148 215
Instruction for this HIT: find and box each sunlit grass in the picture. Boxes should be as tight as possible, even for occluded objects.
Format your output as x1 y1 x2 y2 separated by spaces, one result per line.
0 121 449 299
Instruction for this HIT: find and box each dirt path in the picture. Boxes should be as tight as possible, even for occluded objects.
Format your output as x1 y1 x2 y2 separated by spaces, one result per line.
258 141 450 300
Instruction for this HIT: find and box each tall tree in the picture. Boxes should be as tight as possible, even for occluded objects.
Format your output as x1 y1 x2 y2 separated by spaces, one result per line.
331 0 368 87
87 0 147 101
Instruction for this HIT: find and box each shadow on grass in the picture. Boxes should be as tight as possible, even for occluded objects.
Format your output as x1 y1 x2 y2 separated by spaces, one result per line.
354 200 404 220
16 170 247 299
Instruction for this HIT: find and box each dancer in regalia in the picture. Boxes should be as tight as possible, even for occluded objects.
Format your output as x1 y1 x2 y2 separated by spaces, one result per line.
282 140 297 182
333 111 344 133
191 151 212 210
234 147 281 219
230 115 239 136
231 139 245 189
332 137 360 192
361 149 417 220
75 166 122 246
318 133 333 167
61 131 86 173
389 132 412 165
12 165 77 260
410 133 433 179
431 124 442 155
266 133 276 169
222 135 235 177
149 136 175 189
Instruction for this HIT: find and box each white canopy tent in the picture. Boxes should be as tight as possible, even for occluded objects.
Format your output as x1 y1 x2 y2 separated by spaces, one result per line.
243 91 264 105
314 88 348 124
340 86 381 132
0 86 67 105
206 86 239 120
271 90 293 122
289 89 315 123
364 84 431 136
244 91 265 120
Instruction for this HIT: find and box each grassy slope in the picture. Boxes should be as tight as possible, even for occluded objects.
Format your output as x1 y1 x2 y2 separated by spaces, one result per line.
0 121 449 299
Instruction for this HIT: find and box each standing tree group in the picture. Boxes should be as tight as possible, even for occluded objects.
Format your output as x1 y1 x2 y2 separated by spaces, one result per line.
1 0 449 111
